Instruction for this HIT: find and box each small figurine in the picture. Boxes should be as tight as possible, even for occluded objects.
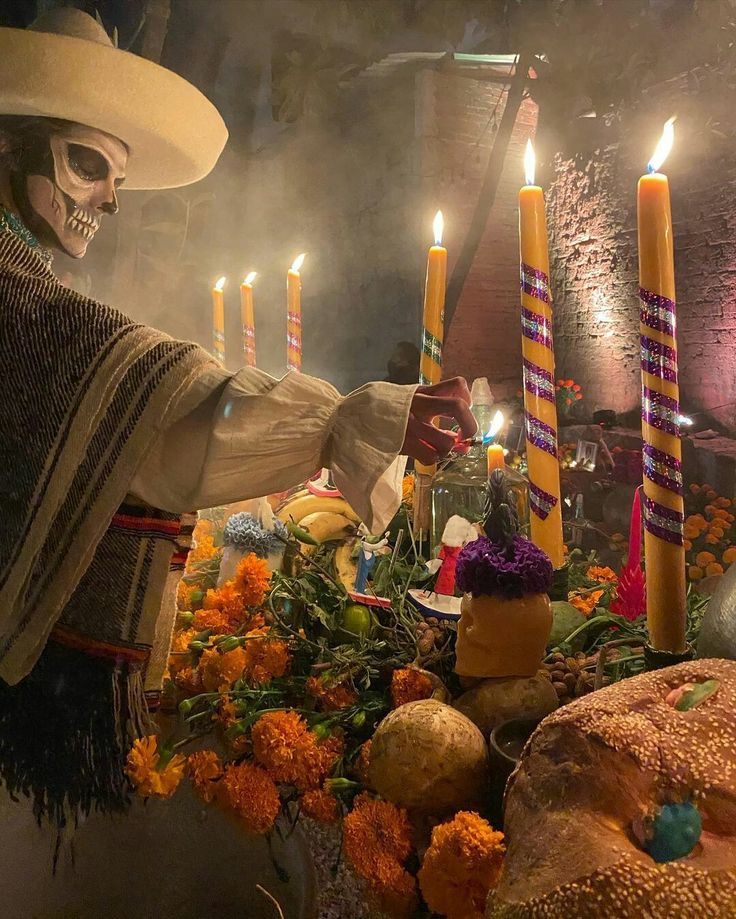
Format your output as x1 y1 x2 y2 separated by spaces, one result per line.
435 515 476 596
355 526 390 594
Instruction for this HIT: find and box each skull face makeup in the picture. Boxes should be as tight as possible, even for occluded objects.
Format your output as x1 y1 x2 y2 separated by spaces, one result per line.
9 120 127 258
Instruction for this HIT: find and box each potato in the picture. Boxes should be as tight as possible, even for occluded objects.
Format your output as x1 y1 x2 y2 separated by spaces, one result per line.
368 699 489 815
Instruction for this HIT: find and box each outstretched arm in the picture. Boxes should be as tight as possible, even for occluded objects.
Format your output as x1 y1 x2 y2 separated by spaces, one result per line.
131 366 474 532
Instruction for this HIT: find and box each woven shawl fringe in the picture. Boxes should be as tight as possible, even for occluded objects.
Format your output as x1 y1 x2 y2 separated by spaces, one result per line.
0 641 152 833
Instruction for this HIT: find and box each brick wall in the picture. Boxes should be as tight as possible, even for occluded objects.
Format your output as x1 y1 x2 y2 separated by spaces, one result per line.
419 69 538 397
547 66 736 430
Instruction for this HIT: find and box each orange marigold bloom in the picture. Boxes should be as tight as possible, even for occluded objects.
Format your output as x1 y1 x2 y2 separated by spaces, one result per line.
126 736 186 799
177 578 194 611
233 553 271 607
689 484 701 494
199 646 247 692
252 711 342 791
683 539 693 552
343 793 412 871
712 508 730 521
706 562 725 577
705 534 720 545
723 547 736 565
192 607 232 634
242 627 290 685
306 675 358 711
370 867 418 919
187 750 223 803
688 565 704 581
683 524 699 541
391 668 433 708
301 787 340 823
697 553 718 569
586 565 618 584
418 811 505 919
188 534 218 564
401 475 414 509
203 581 252 629
218 762 280 834
568 589 603 616
716 497 733 509
174 665 203 695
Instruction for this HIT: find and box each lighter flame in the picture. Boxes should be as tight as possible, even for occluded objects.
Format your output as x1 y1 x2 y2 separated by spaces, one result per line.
433 210 444 246
647 117 675 173
290 253 306 273
214 276 226 292
485 409 505 441
524 139 536 186
243 271 257 286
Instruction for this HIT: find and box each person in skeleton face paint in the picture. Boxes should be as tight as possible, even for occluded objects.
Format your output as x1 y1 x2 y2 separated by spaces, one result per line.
0 9 474 831
0 118 128 259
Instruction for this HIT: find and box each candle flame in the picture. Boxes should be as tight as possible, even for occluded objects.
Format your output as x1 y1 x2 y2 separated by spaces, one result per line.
243 271 257 286
485 409 505 441
524 139 536 186
290 253 306 272
647 117 675 173
433 210 444 246
214 276 226 292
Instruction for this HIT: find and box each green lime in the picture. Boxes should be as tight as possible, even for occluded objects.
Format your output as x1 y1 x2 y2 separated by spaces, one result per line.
342 603 372 638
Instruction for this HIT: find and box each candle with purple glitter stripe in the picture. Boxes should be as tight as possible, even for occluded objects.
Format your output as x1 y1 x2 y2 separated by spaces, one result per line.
519 139 563 568
638 117 687 654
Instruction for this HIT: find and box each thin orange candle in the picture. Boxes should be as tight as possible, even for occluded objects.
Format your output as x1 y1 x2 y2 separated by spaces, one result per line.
519 141 564 568
415 211 447 477
287 253 305 372
240 271 257 367
211 275 226 365
638 117 687 653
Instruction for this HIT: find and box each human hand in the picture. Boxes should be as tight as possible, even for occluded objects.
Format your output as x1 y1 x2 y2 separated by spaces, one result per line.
402 377 476 465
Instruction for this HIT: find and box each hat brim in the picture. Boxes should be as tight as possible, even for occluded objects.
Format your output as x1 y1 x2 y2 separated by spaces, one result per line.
0 28 228 190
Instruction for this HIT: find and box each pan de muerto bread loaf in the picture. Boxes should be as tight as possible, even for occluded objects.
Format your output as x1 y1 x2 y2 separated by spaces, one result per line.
487 659 736 918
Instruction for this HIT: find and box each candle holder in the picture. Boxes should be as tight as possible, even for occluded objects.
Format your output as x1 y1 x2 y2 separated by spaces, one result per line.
643 643 695 671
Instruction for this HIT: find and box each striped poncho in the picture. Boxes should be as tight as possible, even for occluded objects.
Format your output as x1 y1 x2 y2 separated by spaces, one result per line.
0 219 213 825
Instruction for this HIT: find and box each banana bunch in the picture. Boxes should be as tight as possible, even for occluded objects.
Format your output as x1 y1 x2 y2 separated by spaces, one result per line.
276 491 360 526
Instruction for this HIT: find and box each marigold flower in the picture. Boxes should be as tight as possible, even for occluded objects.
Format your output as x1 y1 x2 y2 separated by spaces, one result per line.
242 627 290 685
683 525 699 541
252 711 342 791
712 508 730 521
177 578 194 611
716 497 732 509
706 534 720 545
391 668 433 708
684 539 693 552
706 489 718 501
203 581 252 629
401 475 414 509
418 811 505 919
370 867 418 919
689 484 701 495
192 607 232 634
306 675 358 711
688 565 704 581
586 565 618 584
706 562 725 577
301 787 340 823
126 736 185 799
187 750 223 803
188 534 218 564
696 551 716 567
724 547 736 565
218 761 280 834
343 792 413 875
174 665 202 695
233 553 271 607
199 646 247 692
568 589 603 616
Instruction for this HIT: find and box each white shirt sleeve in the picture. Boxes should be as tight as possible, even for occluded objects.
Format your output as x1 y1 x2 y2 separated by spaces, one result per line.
130 366 415 533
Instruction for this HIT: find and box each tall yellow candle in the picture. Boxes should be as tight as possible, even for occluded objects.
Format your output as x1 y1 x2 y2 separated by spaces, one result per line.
637 118 686 653
287 253 305 372
415 211 447 477
519 141 564 569
211 275 226 365
240 271 257 368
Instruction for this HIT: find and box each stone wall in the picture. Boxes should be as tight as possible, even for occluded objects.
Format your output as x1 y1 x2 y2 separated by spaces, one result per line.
546 66 736 431
419 69 539 397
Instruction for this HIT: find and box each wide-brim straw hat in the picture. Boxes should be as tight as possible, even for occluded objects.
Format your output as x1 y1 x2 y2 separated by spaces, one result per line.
0 8 228 190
